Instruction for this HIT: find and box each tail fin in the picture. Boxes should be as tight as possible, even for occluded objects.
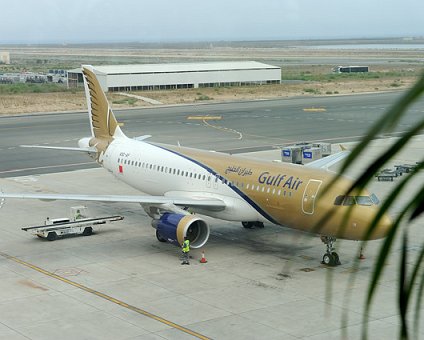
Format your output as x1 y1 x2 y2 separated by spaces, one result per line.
82 65 125 142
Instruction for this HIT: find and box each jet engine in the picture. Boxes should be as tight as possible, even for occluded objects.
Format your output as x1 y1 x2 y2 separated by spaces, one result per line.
151 213 209 248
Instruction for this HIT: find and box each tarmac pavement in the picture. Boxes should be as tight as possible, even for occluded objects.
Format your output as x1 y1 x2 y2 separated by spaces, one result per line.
0 136 423 339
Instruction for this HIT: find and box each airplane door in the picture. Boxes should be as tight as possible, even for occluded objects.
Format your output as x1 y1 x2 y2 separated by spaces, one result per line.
302 179 322 215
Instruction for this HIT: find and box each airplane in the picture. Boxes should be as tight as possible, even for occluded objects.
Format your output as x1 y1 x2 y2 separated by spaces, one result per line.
0 65 392 266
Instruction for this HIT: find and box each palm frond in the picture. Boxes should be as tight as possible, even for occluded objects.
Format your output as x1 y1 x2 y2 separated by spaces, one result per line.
399 233 408 340
338 72 424 340
410 244 424 339
339 73 424 176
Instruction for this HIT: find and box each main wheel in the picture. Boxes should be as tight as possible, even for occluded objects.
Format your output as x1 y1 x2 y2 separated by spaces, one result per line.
156 230 167 242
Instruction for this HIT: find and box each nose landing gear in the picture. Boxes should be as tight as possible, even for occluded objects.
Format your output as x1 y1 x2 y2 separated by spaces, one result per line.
242 221 264 229
321 236 341 266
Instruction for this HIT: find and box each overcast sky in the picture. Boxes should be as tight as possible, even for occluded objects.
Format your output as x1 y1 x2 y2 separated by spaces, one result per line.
1 0 423 44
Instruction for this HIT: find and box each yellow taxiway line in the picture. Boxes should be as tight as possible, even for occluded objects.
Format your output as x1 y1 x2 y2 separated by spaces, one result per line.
303 107 327 112
185 115 241 139
186 115 222 120
202 119 243 140
0 251 210 340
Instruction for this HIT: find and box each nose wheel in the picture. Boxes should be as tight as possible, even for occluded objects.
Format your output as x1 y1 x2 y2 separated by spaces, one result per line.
320 236 341 266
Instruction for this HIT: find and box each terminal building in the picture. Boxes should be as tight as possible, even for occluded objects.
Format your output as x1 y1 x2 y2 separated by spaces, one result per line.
67 61 281 92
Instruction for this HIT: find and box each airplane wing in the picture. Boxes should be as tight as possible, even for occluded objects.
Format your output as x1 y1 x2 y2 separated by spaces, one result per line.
20 145 97 153
304 149 350 170
0 192 225 211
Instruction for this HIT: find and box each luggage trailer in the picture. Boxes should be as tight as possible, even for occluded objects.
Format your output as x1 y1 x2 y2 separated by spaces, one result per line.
21 206 124 241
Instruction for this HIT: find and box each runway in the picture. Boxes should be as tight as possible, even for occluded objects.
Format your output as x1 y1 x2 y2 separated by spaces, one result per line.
0 93 423 339
1 91 423 177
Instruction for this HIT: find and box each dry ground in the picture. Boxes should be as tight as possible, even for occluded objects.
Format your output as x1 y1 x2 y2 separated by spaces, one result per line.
0 77 417 115
0 42 422 114
0 92 86 114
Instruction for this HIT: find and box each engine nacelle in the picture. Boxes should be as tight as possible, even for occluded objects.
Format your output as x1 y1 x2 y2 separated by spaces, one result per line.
152 213 209 248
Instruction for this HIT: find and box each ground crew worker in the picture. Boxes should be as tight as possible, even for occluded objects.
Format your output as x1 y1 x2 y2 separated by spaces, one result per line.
181 237 190 265
75 209 82 220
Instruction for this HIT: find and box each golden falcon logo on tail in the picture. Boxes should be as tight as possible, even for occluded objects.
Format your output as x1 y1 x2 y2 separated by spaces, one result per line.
82 66 122 153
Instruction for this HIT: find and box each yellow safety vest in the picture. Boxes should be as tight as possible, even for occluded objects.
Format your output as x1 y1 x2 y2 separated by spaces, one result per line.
182 240 190 253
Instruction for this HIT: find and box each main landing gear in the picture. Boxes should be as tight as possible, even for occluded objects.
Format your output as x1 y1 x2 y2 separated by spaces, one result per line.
320 236 341 266
242 221 264 229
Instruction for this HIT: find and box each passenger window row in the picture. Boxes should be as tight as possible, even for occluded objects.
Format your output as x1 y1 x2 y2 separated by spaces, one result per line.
118 158 212 181
117 158 292 197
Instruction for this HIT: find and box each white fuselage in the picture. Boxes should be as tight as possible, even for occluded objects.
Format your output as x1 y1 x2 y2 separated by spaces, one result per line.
101 138 265 222
92 135 391 242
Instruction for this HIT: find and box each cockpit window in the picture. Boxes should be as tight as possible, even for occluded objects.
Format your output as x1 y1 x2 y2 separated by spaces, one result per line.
343 196 355 206
370 193 380 205
356 196 373 206
334 195 377 206
334 195 345 205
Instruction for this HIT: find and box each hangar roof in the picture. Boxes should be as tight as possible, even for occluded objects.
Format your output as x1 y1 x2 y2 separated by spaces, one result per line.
69 61 279 75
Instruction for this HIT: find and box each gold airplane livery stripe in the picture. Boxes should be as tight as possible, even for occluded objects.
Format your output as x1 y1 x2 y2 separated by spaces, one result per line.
156 143 369 239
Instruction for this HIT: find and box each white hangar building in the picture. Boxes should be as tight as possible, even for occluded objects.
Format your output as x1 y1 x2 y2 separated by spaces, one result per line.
67 61 281 92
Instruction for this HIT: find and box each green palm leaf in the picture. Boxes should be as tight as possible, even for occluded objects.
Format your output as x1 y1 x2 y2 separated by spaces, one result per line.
334 72 424 340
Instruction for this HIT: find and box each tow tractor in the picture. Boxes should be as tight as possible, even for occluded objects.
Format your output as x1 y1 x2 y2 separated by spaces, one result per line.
22 206 124 241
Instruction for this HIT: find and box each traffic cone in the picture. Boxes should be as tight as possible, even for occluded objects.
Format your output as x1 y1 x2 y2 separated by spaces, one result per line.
200 250 207 263
359 246 365 260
